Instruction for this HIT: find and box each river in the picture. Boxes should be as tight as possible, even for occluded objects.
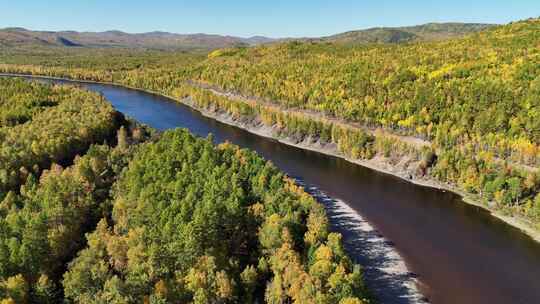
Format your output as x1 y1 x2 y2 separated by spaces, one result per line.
14 76 540 304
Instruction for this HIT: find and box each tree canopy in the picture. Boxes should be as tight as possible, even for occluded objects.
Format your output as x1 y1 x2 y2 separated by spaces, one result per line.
63 129 369 303
0 78 368 303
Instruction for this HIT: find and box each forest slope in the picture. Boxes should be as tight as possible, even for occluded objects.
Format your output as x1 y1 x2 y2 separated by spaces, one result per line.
189 18 540 224
316 22 494 44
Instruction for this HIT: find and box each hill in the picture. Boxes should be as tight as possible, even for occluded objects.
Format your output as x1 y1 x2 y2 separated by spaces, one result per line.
317 22 495 44
0 27 276 50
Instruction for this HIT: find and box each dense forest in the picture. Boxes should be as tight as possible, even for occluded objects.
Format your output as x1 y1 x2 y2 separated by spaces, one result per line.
63 130 367 303
0 78 368 303
0 78 120 195
1 19 540 224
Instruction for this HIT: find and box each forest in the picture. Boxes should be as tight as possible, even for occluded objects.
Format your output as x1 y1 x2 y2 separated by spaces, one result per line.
1 18 539 227
0 78 120 195
0 78 368 303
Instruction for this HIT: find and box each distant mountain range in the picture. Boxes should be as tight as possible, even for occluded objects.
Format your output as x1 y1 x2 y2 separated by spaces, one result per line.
0 28 277 50
0 22 496 50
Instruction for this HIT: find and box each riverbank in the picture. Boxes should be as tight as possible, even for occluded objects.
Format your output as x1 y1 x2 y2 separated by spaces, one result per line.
3 73 539 243
4 73 540 242
180 95 540 243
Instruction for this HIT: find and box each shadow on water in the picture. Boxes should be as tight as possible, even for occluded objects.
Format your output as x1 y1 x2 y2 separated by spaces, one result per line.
297 178 427 304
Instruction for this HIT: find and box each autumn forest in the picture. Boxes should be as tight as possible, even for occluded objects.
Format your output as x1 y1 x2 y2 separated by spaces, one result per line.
0 12 539 304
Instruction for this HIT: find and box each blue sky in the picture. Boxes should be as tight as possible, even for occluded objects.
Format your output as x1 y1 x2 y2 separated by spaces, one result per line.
1 1 538 37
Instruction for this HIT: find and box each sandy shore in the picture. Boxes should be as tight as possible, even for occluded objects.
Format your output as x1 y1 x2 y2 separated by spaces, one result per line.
297 179 428 303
